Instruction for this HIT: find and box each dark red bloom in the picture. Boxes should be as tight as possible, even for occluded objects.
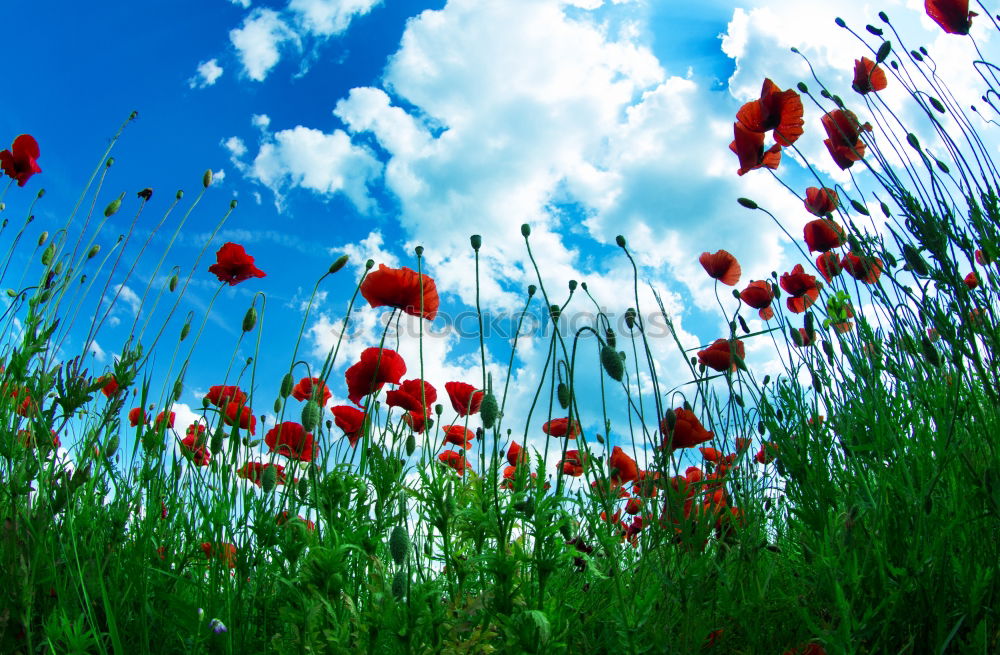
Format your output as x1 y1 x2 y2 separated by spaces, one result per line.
128 407 146 427
699 249 742 286
925 0 977 35
438 450 470 476
155 411 175 429
200 542 237 568
276 512 315 530
444 381 484 416
609 446 639 484
739 280 774 310
697 338 745 373
291 377 332 405
730 122 782 176
204 385 247 408
360 264 440 321
345 347 406 405
0 135 42 187
332 405 365 447
442 425 475 448
403 409 431 434
780 264 819 313
660 408 714 450
852 57 888 94
222 401 256 435
699 447 722 462
237 461 287 486
559 450 587 477
507 441 526 466
975 249 992 266
101 375 119 398
543 417 581 439
964 271 980 289
804 187 839 216
180 432 211 466
822 109 871 170
816 252 843 282
803 219 847 253
264 421 316 461
841 253 883 284
386 378 437 413
735 437 751 452
735 78 805 146
208 243 266 286
755 442 779 465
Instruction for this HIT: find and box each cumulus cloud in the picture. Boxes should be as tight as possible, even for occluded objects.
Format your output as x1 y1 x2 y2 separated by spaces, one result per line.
189 58 224 88
288 0 382 36
230 9 298 81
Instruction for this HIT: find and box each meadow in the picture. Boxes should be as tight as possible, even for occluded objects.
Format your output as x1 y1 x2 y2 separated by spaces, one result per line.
1 2 999 653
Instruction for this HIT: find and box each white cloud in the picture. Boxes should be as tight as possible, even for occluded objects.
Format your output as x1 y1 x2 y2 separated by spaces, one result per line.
289 0 381 36
230 9 298 81
230 0 251 7
223 136 247 158
189 58 224 88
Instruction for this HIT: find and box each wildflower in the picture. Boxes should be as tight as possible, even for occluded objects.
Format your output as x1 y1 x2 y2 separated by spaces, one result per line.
444 381 484 416
852 57 887 94
730 122 782 176
793 328 818 347
442 425 475 448
331 405 365 447
964 271 980 289
803 219 847 253
925 0 977 35
291 377 332 405
222 401 256 435
128 407 146 427
697 338 745 373
755 442 779 464
816 251 842 282
699 249 742 286
18 429 59 450
660 408 714 450
735 78 805 146
204 385 247 408
208 243 266 286
821 109 871 169
804 187 839 216
360 264 440 321
180 431 211 466
386 378 437 413
0 135 42 187
236 462 287 486
155 411 175 429
699 447 722 462
841 252 883 284
739 280 774 311
276 512 315 530
100 375 119 398
507 441 527 467
264 421 316 461
624 497 643 515
780 264 819 313
609 446 639 484
209 619 228 634
345 348 406 405
403 409 431 434
438 450 470 476
200 542 237 569
559 450 587 476
975 249 992 266
735 437 751 452
543 417 581 439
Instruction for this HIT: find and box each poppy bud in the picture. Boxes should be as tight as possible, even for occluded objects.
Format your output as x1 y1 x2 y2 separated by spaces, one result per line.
521 224 531 237
906 133 920 151
834 17 846 27
880 202 891 216
230 199 237 209
625 308 636 329
527 285 536 296
790 327 804 347
605 328 616 349
733 393 745 407
104 196 122 217
812 373 822 392
557 382 570 409
41 244 54 266
435 403 443 416
549 304 560 321
902 245 929 276
822 340 835 361
389 526 409 565
365 259 375 270
173 379 184 402
329 254 349 273
87 245 100 259
758 421 766 435
179 321 190 341
298 478 310 501
470 234 482 251
38 232 48 247
203 170 213 188
797 82 808 93
242 306 257 332
929 97 945 114
662 409 676 432
7 288 17 297
391 571 406 600
273 398 282 413
405 432 416 456
804 311 815 339
615 235 626 248
763 375 770 385
261 465 278 493
302 401 321 432
920 334 940 366
738 316 750 334
568 279 577 292
737 197 758 209
601 346 624 382
176 190 184 200
105 435 120 458
480 392 498 428
935 159 949 174
211 426 225 454
169 274 178 292
850 199 870 216
280 373 294 398
866 24 883 36
137 188 153 200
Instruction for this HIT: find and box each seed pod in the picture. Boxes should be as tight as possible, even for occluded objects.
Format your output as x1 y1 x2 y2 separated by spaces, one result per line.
405 432 416 456
211 426 225 454
273 397 282 413
557 382 570 409
902 245 929 276
5 289 15 298
549 304 560 322
850 199 870 216
41 243 55 266
615 235 626 248
301 400 322 432
601 346 624 382
470 234 482 251
797 82 808 93
329 254 349 274
179 321 191 341
203 170 213 188
229 199 237 209
480 392 498 429
104 197 122 217
280 373 295 398
389 526 409 565
929 97 946 114
737 197 758 209
261 465 278 493
169 274 178 292
521 224 531 237
605 328 616 349
920 335 941 367
625 308 637 329
37 232 48 247
105 435 120 458
87 245 100 260
242 306 257 332
875 40 892 63
173 379 184 402
568 279 577 292
527 284 536 297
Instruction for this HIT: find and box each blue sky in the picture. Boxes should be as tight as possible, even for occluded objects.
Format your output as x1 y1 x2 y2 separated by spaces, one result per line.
2 0 994 476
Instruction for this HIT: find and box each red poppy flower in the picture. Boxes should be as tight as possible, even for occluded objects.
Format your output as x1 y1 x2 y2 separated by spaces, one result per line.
699 249 742 286
0 135 42 187
609 445 639 484
442 425 475 448
803 219 847 253
543 417 581 439
9 387 33 416
780 264 819 313
739 280 774 310
444 381 484 416
265 421 316 461
559 449 587 477
660 408 714 450
730 122 782 176
925 0 977 34
100 375 119 398
155 411 176 429
804 187 839 216
624 497 643 515
975 249 992 266
18 429 60 450
697 338 745 373
793 328 819 347
735 78 805 146
507 441 527 466
237 461 287 486
360 264 439 321
291 377 332 405
201 542 237 568
699 447 722 462
331 405 365 447
276 512 315 530
821 109 871 170
128 407 146 427
852 57 888 94
735 437 751 452
783 643 827 655
403 409 431 434
180 433 211 466
755 442 779 465
208 243 266 286
964 271 980 289
345 347 407 405
204 385 247 408
438 450 470 476
841 253 883 284
222 401 256 435
386 378 437 413
186 423 207 439
759 306 774 321
816 252 842 282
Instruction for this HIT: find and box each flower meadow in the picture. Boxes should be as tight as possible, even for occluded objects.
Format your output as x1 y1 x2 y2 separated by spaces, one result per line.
2 3 1000 654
